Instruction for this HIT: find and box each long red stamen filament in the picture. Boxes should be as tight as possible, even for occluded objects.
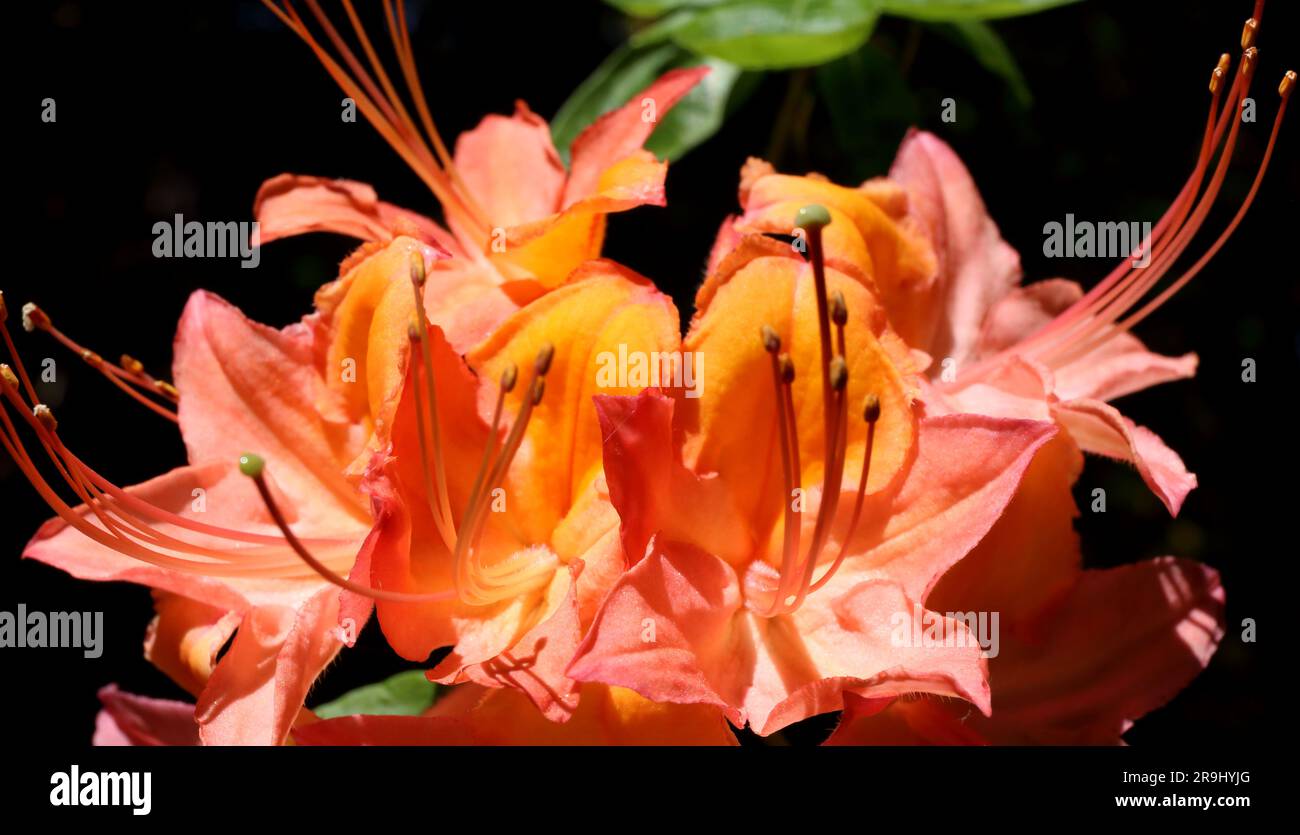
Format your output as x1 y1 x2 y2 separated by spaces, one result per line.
22 302 178 421
1046 61 1290 369
0 293 40 404
949 14 1289 387
1037 50 1257 367
760 211 866 616
1112 71 1290 334
453 349 556 606
408 256 456 549
957 51 1244 385
0 397 326 578
383 0 483 225
761 330 802 618
245 460 455 602
1 346 353 578
810 396 878 594
261 1 492 242
787 356 849 614
454 361 556 600
797 207 835 445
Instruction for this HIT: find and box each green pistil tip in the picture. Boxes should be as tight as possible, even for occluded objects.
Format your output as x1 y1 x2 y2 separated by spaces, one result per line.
238 452 265 478
795 204 831 231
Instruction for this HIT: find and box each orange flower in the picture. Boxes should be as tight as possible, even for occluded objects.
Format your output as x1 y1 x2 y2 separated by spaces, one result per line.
681 10 1288 742
358 262 683 720
0 235 445 744
255 0 706 351
566 208 1057 736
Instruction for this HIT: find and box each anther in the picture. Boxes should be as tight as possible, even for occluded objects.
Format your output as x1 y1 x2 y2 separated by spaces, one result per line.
830 291 847 326
0 290 7 323
0 364 18 390
21 303 49 333
409 251 427 286
80 349 103 368
829 356 848 391
1242 17 1258 50
534 343 555 376
120 355 145 375
530 377 546 405
1281 70 1296 99
1211 53 1230 93
33 404 57 432
778 354 796 384
1243 47 1258 77
863 393 881 423
761 324 781 353
500 363 518 392
155 381 179 400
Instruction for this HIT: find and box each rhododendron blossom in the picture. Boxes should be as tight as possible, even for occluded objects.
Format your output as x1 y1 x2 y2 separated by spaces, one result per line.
2 0 1284 752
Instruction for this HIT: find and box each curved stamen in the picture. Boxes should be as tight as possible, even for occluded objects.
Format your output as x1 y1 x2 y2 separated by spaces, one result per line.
1 341 354 578
1046 60 1290 368
20 301 178 421
761 327 802 617
810 394 879 594
260 0 492 242
453 344 557 606
241 453 455 602
0 293 40 404
795 204 835 446
408 254 455 549
786 354 849 614
951 11 1287 388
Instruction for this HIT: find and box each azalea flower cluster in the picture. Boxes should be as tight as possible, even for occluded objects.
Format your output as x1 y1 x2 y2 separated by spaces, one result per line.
0 1 1288 745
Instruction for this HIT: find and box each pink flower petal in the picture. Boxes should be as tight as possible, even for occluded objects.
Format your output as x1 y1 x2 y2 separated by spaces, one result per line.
890 130 1021 365
252 173 459 254
1053 398 1197 515
94 685 200 746
452 102 567 229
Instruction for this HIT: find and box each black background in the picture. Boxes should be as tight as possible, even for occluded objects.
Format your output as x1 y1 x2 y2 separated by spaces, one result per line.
1 0 1295 749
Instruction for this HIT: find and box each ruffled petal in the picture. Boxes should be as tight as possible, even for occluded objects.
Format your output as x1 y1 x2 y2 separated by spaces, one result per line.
975 278 1197 402
94 685 200 746
889 130 1021 366
824 413 1059 606
174 290 369 528
967 558 1222 744
1053 398 1196 515
252 173 459 254
452 102 566 230
568 542 991 736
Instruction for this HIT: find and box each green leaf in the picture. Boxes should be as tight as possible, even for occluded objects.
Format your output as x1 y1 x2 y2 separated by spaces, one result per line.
941 20 1031 105
816 42 918 179
312 670 438 720
553 42 758 164
606 0 728 17
881 0 1079 21
668 0 882 70
646 58 758 160
550 42 682 163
